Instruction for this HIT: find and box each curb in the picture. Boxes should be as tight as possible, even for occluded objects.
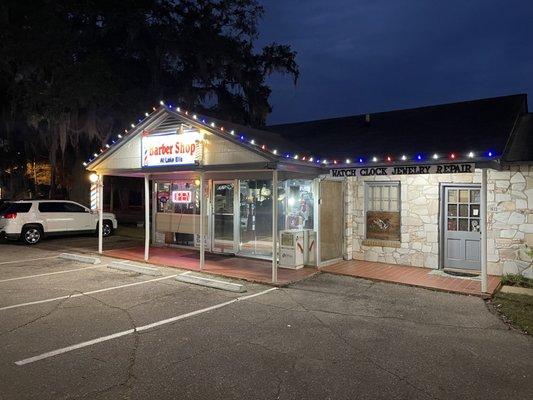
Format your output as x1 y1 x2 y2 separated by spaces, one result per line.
108 261 162 276
59 253 101 265
176 274 246 293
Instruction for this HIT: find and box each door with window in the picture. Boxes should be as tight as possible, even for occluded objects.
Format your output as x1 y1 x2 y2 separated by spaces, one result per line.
63 202 93 231
212 181 235 253
443 186 481 270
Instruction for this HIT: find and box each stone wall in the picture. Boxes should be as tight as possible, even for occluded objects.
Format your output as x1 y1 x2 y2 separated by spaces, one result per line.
343 165 533 277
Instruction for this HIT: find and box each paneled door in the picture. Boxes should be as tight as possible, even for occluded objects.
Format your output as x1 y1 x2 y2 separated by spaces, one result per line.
443 186 481 270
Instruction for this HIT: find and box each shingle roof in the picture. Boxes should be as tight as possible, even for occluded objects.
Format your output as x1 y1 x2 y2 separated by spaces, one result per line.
265 94 531 162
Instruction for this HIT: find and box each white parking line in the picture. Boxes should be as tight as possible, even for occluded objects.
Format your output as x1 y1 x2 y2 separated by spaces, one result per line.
0 256 59 265
0 274 178 312
15 287 277 366
0 265 105 284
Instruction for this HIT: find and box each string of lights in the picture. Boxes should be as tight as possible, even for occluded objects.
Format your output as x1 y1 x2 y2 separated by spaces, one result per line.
83 100 496 167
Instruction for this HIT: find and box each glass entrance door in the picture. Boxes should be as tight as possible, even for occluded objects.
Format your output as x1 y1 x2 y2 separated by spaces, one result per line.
212 181 235 253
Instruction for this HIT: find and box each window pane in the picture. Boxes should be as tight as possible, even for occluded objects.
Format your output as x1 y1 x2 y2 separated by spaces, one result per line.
458 218 468 231
470 219 480 232
381 199 389 211
448 204 457 217
372 199 379 211
459 204 468 217
390 200 398 212
448 218 457 230
470 204 480 217
448 189 457 203
459 190 469 203
470 190 480 203
390 186 398 201
382 186 390 200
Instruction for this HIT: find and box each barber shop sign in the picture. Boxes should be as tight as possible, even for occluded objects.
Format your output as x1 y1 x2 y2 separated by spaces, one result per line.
141 130 202 167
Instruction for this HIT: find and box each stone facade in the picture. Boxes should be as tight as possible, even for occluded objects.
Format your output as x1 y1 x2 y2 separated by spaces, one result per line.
343 165 533 277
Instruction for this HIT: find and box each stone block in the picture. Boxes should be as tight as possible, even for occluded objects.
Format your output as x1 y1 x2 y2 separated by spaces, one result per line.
495 194 511 203
495 180 510 190
515 199 528 209
510 172 526 183
426 231 438 243
519 224 533 234
508 212 526 225
490 171 511 180
425 254 438 268
498 201 516 211
500 229 517 239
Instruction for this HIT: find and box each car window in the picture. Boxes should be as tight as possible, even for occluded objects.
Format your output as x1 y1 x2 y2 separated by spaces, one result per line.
63 203 87 213
3 203 32 213
38 202 67 213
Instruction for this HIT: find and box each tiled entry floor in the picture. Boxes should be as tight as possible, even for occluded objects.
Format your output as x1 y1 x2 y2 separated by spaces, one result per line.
322 260 501 297
104 246 317 286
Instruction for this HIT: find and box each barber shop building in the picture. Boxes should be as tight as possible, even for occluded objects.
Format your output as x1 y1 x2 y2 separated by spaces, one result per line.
85 94 533 295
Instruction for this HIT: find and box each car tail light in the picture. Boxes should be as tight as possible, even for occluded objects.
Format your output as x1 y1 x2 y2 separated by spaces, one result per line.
2 212 17 219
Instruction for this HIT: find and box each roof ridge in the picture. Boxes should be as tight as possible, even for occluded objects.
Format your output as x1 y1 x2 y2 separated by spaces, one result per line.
266 93 527 128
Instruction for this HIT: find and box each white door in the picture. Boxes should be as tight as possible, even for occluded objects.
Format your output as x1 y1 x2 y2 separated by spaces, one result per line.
63 202 94 231
443 186 481 270
37 202 69 232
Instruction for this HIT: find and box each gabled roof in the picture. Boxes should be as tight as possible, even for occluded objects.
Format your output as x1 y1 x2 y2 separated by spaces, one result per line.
266 94 531 163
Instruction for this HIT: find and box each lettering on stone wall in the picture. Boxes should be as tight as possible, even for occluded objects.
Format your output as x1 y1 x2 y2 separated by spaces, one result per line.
330 163 474 178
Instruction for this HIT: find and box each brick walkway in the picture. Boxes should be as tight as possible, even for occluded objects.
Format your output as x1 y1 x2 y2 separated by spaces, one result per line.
105 246 317 286
322 260 501 297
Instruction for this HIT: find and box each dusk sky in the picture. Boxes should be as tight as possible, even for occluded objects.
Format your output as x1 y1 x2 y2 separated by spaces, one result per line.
258 0 533 124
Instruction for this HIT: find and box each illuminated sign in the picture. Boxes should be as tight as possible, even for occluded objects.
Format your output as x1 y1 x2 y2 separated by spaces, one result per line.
172 190 192 204
330 163 474 178
142 130 201 167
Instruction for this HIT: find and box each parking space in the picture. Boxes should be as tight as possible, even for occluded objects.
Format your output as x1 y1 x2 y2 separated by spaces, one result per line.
0 240 532 399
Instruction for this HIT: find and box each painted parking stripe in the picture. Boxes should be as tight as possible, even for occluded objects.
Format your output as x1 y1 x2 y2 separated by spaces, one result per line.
15 287 277 366
0 274 178 312
0 256 59 265
0 265 105 284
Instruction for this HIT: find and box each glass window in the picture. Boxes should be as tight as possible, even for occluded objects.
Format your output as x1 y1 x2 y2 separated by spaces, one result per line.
365 182 401 241
63 203 87 213
239 180 273 257
4 203 32 213
155 180 201 247
38 202 67 212
278 179 314 231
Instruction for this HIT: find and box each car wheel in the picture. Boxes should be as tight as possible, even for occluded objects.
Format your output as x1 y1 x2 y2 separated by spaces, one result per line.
102 221 113 237
21 226 42 245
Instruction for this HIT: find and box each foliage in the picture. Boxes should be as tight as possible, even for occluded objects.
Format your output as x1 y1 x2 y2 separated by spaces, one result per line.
493 293 533 335
501 274 533 288
0 0 298 197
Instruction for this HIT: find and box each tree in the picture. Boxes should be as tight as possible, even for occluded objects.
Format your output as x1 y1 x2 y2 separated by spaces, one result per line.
0 0 298 198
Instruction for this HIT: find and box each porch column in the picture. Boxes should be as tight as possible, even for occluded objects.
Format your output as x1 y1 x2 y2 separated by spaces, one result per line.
144 174 150 261
272 170 278 283
480 168 488 293
199 171 205 270
98 174 104 254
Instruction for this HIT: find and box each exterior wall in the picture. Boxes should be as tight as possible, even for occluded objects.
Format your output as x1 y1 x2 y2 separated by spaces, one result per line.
343 165 533 277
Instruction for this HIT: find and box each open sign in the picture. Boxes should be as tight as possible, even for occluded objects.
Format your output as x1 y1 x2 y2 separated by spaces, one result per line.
172 190 192 204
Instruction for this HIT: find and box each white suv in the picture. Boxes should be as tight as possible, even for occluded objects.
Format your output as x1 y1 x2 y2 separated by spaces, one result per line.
0 200 118 245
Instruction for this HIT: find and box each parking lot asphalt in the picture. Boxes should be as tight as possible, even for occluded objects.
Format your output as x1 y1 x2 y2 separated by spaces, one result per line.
0 236 532 400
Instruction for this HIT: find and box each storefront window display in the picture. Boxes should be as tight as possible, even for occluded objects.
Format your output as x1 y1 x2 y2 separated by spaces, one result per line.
238 178 315 258
155 180 200 246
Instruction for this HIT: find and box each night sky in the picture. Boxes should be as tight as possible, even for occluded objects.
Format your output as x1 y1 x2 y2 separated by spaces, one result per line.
258 0 533 124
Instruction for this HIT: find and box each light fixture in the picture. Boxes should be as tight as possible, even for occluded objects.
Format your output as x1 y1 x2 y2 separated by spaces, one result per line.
131 123 135 128
93 153 98 157
82 162 87 167
210 122 215 127
372 157 377 162
488 151 493 157
193 114 197 119
230 130 235 135
417 154 422 160
159 100 164 105
118 134 122 139
105 144 110 148
468 151 474 158
358 158 363 163
309 157 314 162
89 173 99 183
432 153 438 159
194 179 201 186
250 139 255 145
176 107 181 112
401 155 407 161
273 149 278 155
346 159 351 164
145 112 149 117
294 154 299 160
450 153 455 159
386 156 392 162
